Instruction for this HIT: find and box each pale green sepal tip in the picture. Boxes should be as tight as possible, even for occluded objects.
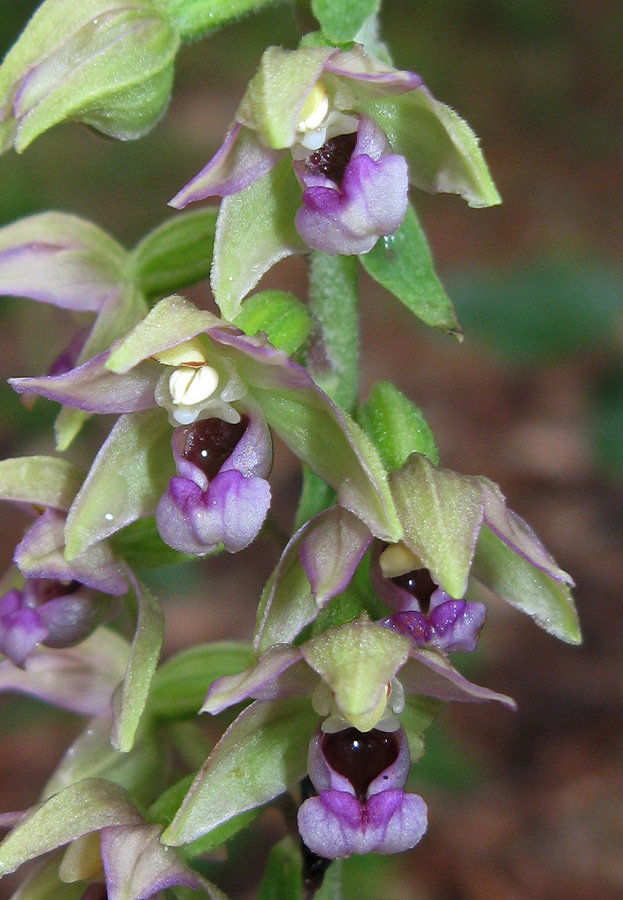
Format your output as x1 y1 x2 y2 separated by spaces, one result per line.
0 456 83 511
389 454 484 599
237 45 333 149
106 294 219 374
473 526 582 645
302 615 411 727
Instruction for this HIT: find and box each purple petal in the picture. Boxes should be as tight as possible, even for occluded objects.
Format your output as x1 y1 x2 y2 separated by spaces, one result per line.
9 351 161 414
170 123 283 207
156 469 271 555
0 589 47 666
100 824 201 900
202 645 315 714
14 508 128 595
299 507 372 607
324 47 422 94
399 647 517 709
295 118 408 255
384 600 486 653
479 477 574 584
297 788 427 858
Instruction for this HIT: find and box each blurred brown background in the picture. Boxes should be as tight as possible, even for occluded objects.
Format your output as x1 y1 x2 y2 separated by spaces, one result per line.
1 1 622 898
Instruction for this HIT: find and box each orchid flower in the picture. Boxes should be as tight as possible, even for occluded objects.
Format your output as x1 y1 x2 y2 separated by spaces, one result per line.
169 42 501 315
9 294 402 559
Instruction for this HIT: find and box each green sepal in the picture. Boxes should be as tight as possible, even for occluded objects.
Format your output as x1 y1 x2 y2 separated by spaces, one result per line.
210 158 305 319
43 716 163 807
161 0 281 42
111 516 195 569
0 779 143 877
111 575 164 752
130 209 218 302
64 408 174 559
389 454 484 599
237 46 332 149
360 204 460 334
311 0 381 44
149 641 255 719
358 381 439 471
233 289 312 356
162 697 318 846
0 0 179 154
472 526 582 644
360 93 501 208
0 456 83 511
301 616 411 731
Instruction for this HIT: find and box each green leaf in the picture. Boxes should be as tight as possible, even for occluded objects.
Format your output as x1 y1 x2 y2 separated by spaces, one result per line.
111 575 164 752
312 0 380 44
64 408 174 559
130 209 218 302
358 381 439 471
150 641 255 719
111 517 195 569
0 455 83 510
233 289 312 356
211 158 305 319
389 454 484 598
0 779 142 877
162 0 282 42
257 837 303 900
162 697 318 846
361 204 459 333
473 525 582 644
361 94 501 208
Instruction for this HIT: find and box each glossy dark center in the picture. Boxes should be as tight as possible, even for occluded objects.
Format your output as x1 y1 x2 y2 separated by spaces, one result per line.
321 727 399 802
391 568 437 613
37 579 81 604
304 132 358 186
180 415 248 480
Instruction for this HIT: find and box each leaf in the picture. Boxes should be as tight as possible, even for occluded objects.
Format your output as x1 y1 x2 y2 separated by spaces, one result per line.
233 289 312 356
0 456 83 510
358 381 439 471
0 779 142 877
162 698 318 846
361 204 459 333
130 209 217 301
389 454 484 598
163 0 283 42
472 525 582 644
312 0 381 44
210 158 305 319
64 408 173 559
257 837 303 900
150 641 255 719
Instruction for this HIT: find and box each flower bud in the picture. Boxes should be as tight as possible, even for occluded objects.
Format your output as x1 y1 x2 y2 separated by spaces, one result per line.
0 0 180 154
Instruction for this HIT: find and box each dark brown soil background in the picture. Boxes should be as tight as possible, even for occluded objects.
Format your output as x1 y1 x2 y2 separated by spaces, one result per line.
1 2 622 898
